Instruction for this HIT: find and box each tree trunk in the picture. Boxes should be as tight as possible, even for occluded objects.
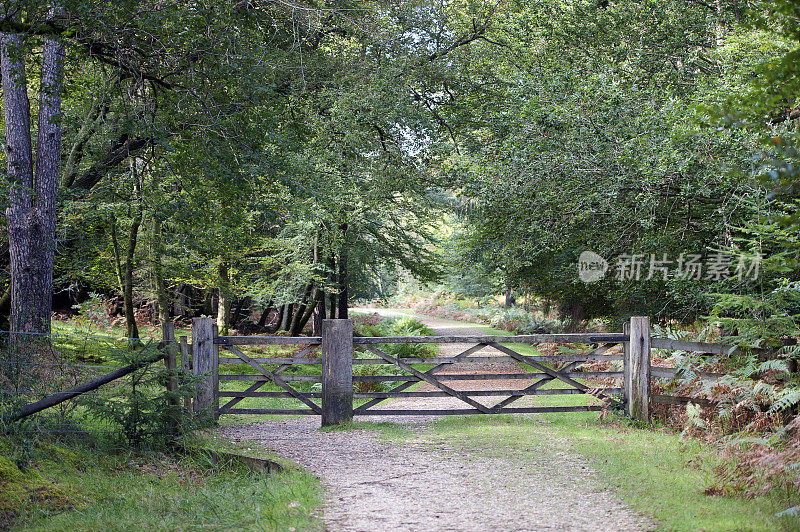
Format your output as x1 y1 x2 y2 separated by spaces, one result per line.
61 93 108 187
310 236 324 335
257 300 274 329
312 288 325 335
328 255 337 319
268 304 284 333
297 288 323 335
124 210 142 340
289 282 313 336
337 224 349 320
216 259 231 335
110 220 125 297
2 32 64 335
0 285 11 331
151 219 170 331
504 286 515 308
279 303 292 331
231 296 248 327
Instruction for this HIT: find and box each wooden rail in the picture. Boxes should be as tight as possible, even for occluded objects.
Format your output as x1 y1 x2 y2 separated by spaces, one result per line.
191 315 753 426
215 333 627 345
3 316 756 426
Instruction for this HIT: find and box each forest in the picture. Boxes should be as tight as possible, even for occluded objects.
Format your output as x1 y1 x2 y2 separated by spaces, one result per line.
1 0 797 343
2 0 800 529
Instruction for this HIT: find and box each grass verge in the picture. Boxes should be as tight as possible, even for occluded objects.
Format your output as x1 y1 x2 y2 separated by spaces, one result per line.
417 413 800 532
0 435 322 531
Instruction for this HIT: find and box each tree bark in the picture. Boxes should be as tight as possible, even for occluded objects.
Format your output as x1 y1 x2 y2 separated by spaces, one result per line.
109 220 125 299
504 286 515 308
257 300 274 329
337 223 349 320
279 303 292 331
312 287 326 335
289 282 313 336
152 219 170 331
124 211 142 340
122 159 143 340
0 285 11 330
216 259 231 335
60 95 107 188
296 288 323 335
268 304 284 333
2 31 64 335
70 135 151 190
231 296 248 327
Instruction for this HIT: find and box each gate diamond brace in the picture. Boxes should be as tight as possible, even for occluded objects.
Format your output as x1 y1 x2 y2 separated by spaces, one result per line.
352 342 488 414
219 344 322 415
354 342 623 416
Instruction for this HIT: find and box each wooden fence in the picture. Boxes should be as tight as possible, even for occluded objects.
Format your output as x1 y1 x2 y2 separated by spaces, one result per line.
6 315 758 427
189 317 672 426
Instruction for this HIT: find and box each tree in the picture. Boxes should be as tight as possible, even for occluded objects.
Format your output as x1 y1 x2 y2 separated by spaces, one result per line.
1 26 65 334
433 0 781 324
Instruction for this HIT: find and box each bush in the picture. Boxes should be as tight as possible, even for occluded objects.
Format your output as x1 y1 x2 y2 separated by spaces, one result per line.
389 289 565 333
379 316 436 359
351 314 437 393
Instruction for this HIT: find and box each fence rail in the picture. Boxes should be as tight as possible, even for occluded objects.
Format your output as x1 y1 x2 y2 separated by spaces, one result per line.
4 314 768 429
199 318 633 425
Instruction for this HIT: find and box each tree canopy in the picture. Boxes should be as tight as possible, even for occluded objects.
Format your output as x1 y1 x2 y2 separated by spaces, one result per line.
1 0 799 345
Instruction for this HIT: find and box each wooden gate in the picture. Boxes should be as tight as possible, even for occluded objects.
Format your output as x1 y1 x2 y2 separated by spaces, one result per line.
191 317 653 425
351 333 626 416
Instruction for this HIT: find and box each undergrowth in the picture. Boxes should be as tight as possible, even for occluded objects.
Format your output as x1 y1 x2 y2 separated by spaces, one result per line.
0 432 322 531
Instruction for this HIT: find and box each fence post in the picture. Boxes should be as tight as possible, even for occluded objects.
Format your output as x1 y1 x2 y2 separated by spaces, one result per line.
162 321 179 408
178 335 191 412
192 317 218 418
626 316 651 422
321 319 353 427
622 321 630 408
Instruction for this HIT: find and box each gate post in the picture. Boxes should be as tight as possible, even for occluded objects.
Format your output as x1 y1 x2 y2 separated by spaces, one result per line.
626 316 651 422
622 321 630 408
192 317 219 419
321 319 353 427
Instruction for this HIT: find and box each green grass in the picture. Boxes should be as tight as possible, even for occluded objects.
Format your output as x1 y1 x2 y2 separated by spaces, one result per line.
407 414 800 532
318 420 416 441
0 435 322 531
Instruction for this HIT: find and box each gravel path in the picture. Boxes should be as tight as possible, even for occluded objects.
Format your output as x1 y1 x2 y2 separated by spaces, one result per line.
218 310 652 531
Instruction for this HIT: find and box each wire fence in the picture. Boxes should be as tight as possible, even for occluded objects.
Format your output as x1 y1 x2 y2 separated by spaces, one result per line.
0 329 191 442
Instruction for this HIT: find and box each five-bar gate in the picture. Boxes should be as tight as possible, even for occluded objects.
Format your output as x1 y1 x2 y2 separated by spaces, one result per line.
190 316 654 425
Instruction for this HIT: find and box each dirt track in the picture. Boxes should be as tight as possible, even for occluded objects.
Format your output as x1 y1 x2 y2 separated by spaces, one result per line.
218 310 651 531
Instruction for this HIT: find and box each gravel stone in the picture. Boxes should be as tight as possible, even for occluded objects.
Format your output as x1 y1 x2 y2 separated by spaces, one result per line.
217 310 653 531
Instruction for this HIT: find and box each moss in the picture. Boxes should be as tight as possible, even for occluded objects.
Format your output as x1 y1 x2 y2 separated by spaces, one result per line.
43 442 84 470
0 452 76 529
0 455 24 482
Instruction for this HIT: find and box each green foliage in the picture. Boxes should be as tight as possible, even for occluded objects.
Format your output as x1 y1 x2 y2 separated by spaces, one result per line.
371 316 437 359
77 344 211 450
350 313 436 393
394 289 564 333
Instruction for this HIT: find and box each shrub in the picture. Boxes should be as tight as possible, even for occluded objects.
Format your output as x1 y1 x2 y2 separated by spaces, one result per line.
352 364 403 394
77 343 211 450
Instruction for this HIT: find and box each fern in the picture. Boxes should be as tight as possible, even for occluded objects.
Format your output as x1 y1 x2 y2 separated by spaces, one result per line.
758 358 790 373
769 388 800 413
